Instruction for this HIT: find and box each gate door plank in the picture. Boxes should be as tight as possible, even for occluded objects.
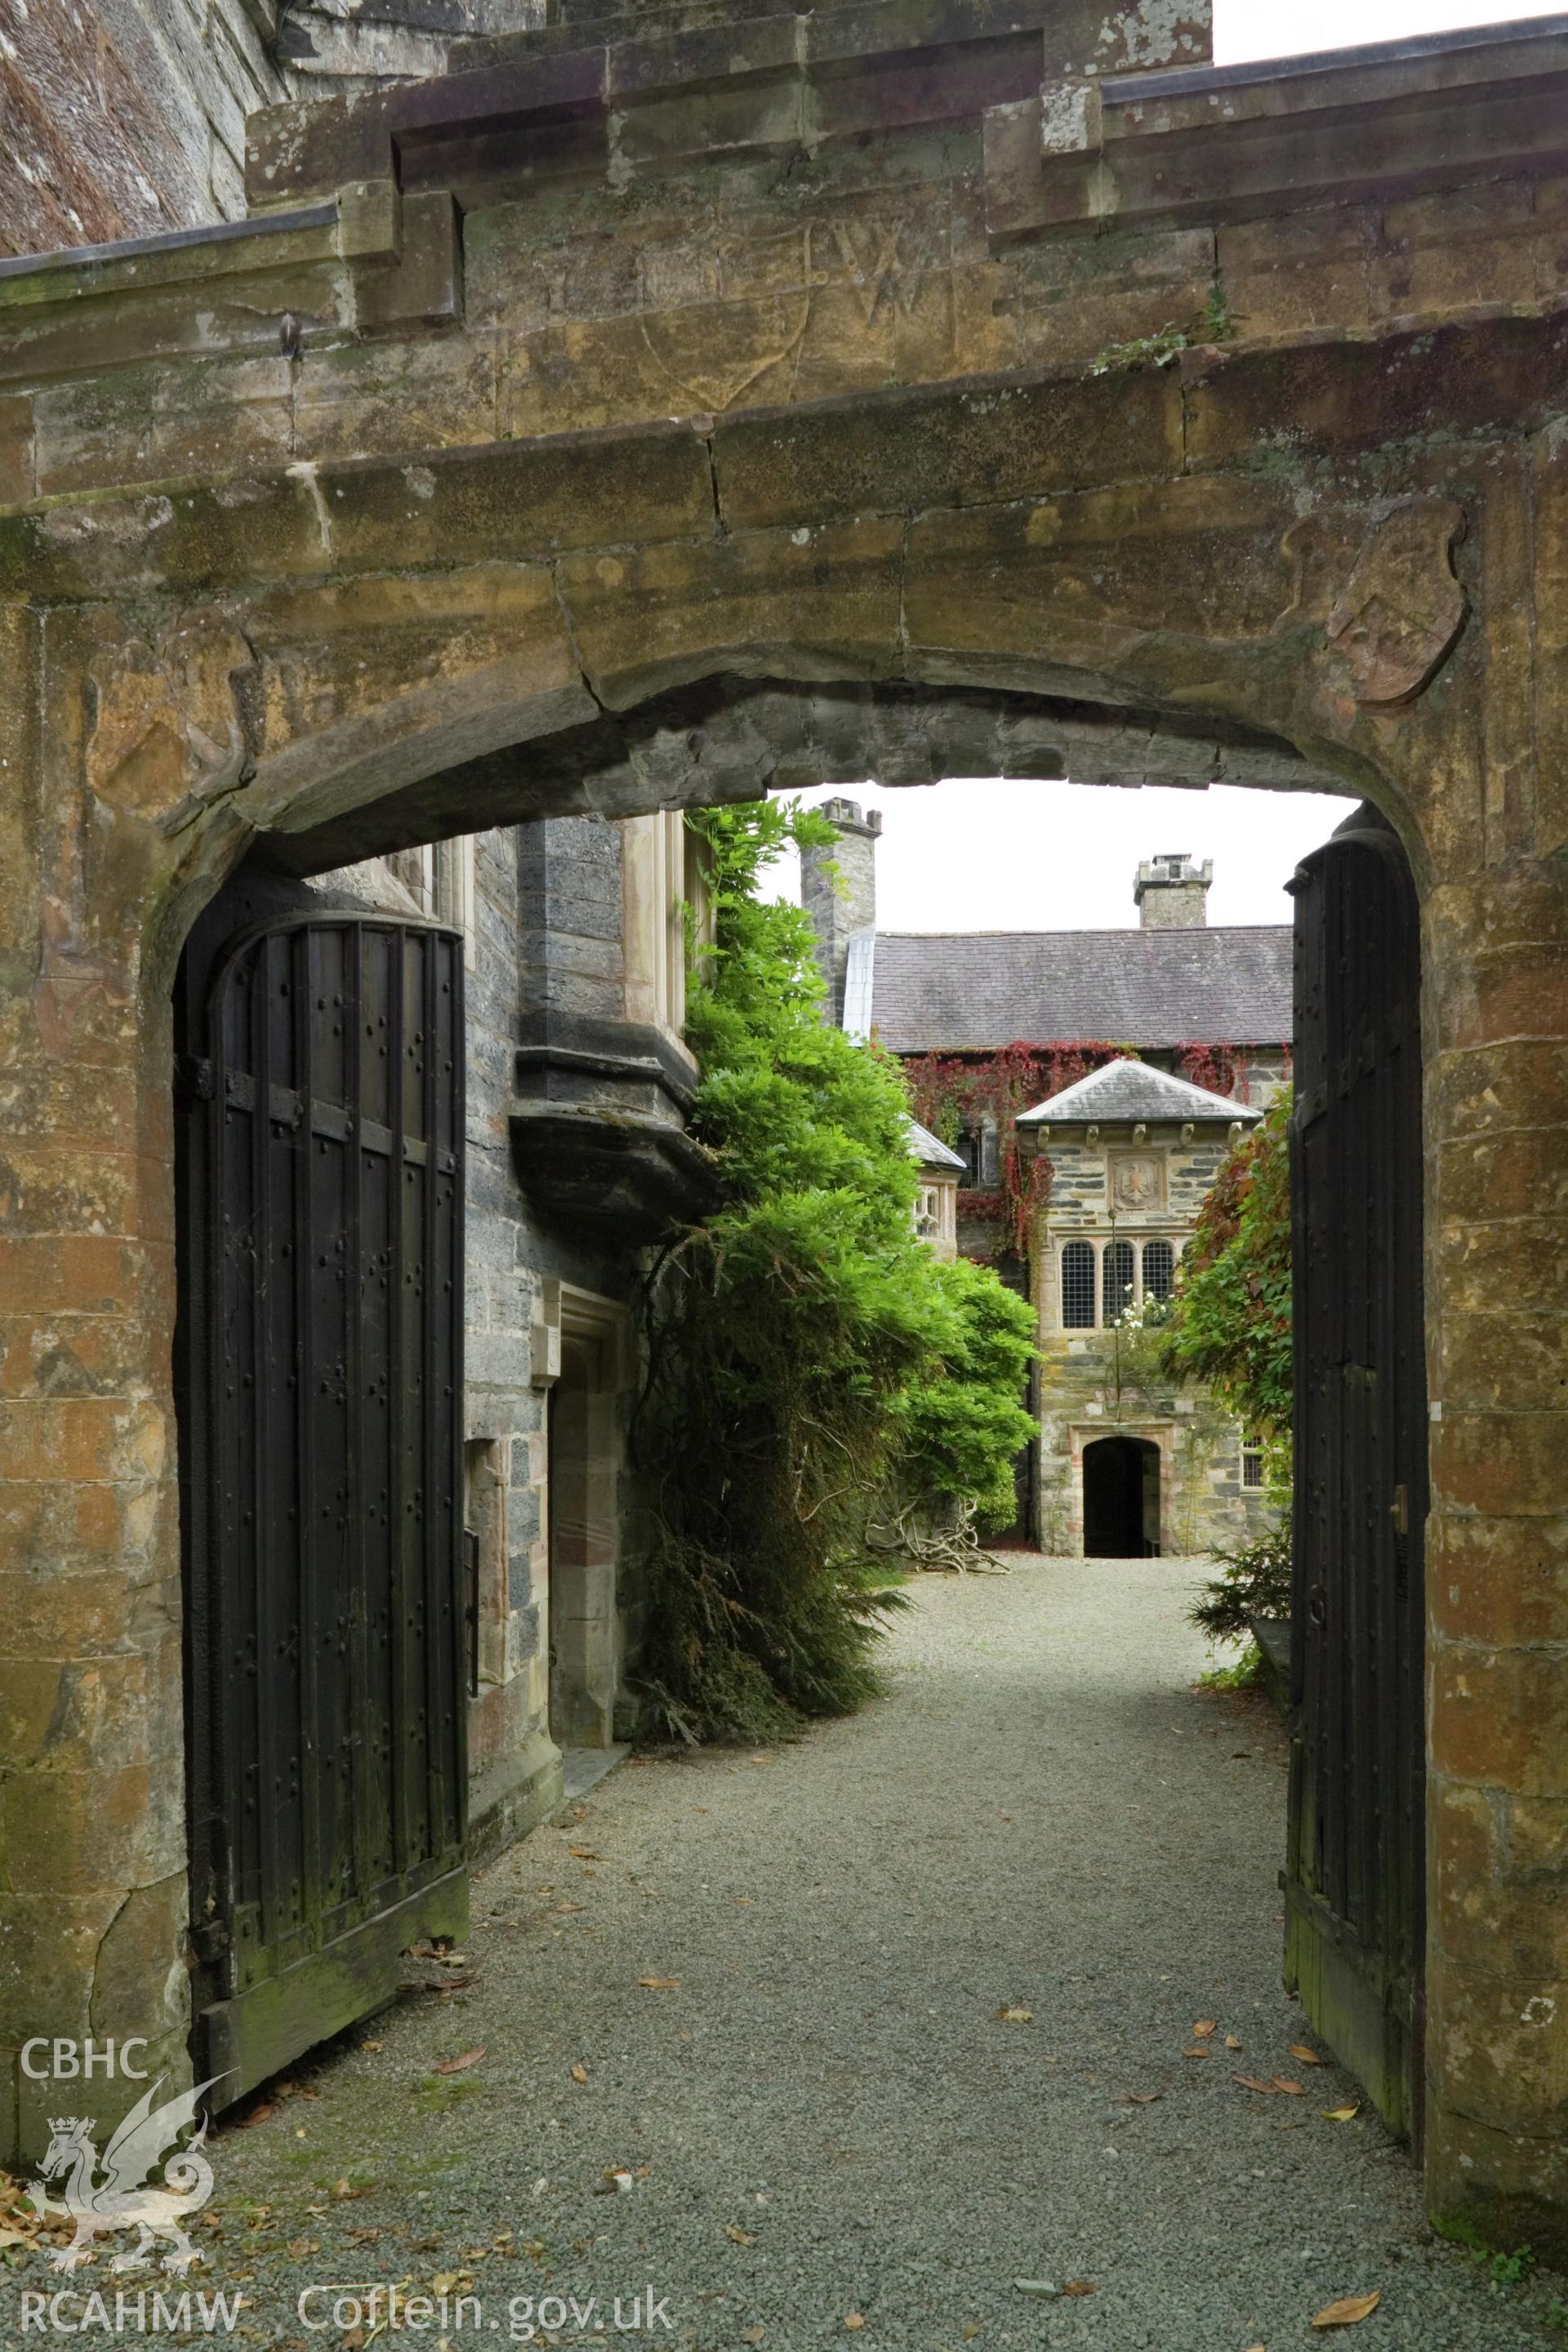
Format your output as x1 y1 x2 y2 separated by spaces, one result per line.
178 909 467 2105
1285 812 1427 2146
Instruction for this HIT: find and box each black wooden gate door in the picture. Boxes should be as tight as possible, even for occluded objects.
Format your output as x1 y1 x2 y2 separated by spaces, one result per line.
1286 810 1427 2144
176 908 468 2103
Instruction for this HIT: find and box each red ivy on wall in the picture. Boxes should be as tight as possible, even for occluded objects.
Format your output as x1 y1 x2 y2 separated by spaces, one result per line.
902 1038 1254 1263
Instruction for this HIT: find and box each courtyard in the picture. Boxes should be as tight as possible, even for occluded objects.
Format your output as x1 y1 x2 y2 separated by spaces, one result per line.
16 1563 1547 2351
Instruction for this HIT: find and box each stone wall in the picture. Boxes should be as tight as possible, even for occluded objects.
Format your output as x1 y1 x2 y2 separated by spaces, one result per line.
0 0 546 262
0 0 287 256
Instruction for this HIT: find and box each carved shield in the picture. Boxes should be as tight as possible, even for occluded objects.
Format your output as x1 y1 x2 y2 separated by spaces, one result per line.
639 228 812 413
1324 501 1467 707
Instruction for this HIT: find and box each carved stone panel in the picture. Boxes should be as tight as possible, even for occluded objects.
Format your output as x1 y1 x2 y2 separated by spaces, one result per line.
1109 1152 1165 1213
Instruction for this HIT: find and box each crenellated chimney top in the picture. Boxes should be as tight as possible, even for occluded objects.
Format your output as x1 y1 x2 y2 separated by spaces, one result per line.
1134 852 1212 930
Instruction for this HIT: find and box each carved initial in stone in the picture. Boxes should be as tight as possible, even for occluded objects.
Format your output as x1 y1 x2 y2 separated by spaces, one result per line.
1322 500 1468 708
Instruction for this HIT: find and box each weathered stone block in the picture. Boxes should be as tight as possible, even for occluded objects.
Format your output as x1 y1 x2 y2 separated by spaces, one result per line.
1216 208 1372 341
1437 1215 1568 1323
1438 1505 1568 1637
296 335 498 465
33 355 293 499
0 1762 180 1895
713 369 1183 532
558 518 905 708
1371 182 1540 327
1433 1406 1568 1517
1430 1638 1568 1796
320 426 714 572
1427 1945 1568 2136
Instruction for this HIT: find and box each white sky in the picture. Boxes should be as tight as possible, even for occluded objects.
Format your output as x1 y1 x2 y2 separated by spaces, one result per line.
764 779 1358 933
1214 0 1561 63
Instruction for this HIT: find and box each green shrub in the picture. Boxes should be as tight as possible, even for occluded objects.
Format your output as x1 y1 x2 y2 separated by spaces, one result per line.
629 800 1036 1744
1189 1520 1293 1642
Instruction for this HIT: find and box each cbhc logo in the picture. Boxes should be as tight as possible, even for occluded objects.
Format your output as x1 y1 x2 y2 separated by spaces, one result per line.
20 2040 150 2080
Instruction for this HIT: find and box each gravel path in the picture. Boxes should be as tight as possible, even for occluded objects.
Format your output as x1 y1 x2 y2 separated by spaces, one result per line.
10 1557 1558 2348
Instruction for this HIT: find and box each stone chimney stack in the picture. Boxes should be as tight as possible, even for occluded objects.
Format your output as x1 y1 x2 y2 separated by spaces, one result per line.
800 795 881 1023
1134 852 1212 930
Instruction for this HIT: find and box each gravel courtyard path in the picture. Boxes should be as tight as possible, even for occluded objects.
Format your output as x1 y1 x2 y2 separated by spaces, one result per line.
24 1557 1557 2349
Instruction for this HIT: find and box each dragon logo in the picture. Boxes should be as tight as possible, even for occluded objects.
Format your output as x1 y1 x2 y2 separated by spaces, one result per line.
27 2077 226 2274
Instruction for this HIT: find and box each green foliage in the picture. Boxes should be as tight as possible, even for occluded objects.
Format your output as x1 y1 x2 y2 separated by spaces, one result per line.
891 1254 1036 1526
1197 1641 1265 1692
1161 1086 1293 1441
630 799 1036 1744
1090 279 1233 376
1189 1521 1293 1642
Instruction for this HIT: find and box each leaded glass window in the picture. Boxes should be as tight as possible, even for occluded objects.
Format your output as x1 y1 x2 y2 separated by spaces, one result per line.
1143 1239 1175 1305
1102 1239 1135 1322
1061 1241 1095 1329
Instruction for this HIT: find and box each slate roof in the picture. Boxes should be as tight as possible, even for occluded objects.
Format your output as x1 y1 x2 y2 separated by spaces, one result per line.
1016 1058 1263 1127
868 926 1292 1054
905 1116 965 1171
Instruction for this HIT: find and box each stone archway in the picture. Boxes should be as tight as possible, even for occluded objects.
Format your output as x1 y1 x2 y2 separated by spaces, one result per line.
2 3 1566 2252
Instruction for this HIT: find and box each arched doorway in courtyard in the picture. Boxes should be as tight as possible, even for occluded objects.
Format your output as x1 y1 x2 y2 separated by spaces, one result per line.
1083 1434 1161 1557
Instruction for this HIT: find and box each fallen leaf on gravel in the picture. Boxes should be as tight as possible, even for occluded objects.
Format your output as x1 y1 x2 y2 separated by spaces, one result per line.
1322 2105 1361 2123
844 2314 865 2331
1312 2292 1380 2328
1271 2077 1305 2096
1232 2074 1276 2094
1123 2091 1162 2105
433 2271 474 2296
286 2239 318 2260
725 2225 756 2245
1193 2020 1217 2038
433 2047 486 2075
1290 2045 1325 2066
996 2007 1033 2023
1062 2281 1096 2298
242 2103 275 2127
961 2326 982 2341
556 1902 585 1915
332 2178 368 2200
743 2329 765 2344
360 2038 382 2053
1225 2035 1243 2051
639 1976 680 1989
570 2065 588 2084
1183 2046 1211 2059
568 1847 600 1860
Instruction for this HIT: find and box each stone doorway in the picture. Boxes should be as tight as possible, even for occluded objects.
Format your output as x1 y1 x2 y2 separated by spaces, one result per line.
1083 1435 1161 1558
546 1296 629 1757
